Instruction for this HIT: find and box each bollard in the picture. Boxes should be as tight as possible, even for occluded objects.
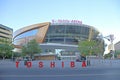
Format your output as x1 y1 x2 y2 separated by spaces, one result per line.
24 60 27 65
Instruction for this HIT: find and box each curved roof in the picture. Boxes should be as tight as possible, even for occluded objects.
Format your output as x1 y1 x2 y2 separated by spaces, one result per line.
13 22 100 39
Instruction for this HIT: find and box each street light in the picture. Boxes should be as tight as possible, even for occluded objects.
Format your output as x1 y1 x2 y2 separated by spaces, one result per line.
103 34 115 59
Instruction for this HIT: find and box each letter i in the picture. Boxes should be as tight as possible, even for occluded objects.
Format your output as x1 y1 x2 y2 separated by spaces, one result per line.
62 61 64 68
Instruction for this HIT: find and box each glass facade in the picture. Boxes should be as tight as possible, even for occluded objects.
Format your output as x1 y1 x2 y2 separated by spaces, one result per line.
14 29 38 40
13 29 38 45
45 24 90 44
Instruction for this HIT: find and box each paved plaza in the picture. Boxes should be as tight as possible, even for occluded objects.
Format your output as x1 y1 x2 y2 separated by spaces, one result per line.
0 59 120 80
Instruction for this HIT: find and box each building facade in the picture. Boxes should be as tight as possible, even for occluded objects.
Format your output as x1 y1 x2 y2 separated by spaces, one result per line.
115 41 120 58
13 20 103 60
0 24 13 41
115 41 120 51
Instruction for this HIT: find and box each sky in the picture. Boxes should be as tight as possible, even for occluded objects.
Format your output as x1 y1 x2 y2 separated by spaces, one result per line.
0 0 120 44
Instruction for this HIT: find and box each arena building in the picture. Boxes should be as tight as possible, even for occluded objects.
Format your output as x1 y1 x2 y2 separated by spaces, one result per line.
13 20 103 60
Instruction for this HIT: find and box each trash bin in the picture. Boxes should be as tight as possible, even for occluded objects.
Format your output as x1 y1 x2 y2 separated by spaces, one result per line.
87 59 90 66
24 59 28 65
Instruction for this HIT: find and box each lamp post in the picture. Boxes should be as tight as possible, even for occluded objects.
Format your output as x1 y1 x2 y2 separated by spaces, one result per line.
103 34 115 59
11 49 15 61
97 34 115 59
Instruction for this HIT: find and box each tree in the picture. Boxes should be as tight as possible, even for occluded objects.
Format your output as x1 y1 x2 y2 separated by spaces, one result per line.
92 40 104 56
0 38 14 60
114 50 120 58
78 40 104 56
78 40 95 56
22 39 41 59
104 53 112 59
